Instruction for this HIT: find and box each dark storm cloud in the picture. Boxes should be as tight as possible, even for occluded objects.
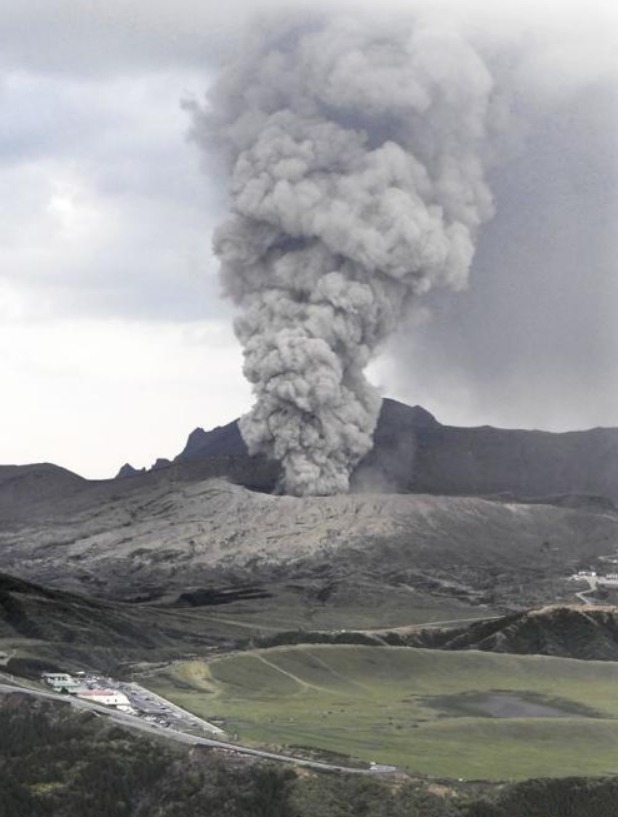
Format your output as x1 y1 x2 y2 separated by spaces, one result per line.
384 71 618 431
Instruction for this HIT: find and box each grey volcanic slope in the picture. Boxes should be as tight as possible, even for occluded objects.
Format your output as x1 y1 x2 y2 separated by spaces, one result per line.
0 464 86 515
176 421 247 460
353 400 618 500
171 399 618 501
389 606 618 661
1 466 617 602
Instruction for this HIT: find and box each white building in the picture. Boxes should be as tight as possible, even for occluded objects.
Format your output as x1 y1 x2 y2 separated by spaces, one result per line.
116 703 138 715
42 673 82 693
76 689 131 707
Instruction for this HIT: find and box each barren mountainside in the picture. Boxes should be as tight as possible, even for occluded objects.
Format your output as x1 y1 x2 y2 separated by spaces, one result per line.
2 399 618 606
0 472 617 604
171 399 618 501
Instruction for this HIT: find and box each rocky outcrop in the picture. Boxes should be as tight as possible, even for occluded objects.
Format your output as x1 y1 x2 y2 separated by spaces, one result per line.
116 463 146 479
175 421 247 461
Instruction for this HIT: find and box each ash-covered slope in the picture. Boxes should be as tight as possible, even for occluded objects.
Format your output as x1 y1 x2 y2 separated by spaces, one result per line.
395 606 618 661
170 399 618 502
0 464 86 516
0 470 617 603
2 399 618 605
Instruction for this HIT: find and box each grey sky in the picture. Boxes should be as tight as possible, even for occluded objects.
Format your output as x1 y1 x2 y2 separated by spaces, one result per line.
379 71 618 431
1 0 616 477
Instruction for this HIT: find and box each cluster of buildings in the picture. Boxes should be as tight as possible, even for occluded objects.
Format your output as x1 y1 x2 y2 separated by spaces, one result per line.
41 672 135 714
598 573 618 587
569 570 618 588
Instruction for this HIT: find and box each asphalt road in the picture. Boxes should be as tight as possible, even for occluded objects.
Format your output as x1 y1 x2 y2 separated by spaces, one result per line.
0 682 380 776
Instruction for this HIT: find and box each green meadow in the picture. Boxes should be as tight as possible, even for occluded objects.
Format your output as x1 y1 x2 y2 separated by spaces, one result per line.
147 645 618 781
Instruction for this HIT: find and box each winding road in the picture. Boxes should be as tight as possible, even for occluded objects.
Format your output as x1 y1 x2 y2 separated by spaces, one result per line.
0 681 381 776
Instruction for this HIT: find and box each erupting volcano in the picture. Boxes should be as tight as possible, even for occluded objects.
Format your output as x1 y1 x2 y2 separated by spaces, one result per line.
190 9 498 495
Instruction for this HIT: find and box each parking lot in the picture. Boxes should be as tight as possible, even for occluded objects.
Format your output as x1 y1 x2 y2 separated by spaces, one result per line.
44 671 224 736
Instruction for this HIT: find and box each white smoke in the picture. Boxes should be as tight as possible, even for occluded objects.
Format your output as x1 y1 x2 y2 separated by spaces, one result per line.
190 8 498 496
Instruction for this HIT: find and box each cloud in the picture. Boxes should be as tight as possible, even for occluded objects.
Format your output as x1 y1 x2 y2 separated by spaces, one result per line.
0 70 228 323
3 0 616 78
0 318 250 477
0 0 616 479
0 0 290 75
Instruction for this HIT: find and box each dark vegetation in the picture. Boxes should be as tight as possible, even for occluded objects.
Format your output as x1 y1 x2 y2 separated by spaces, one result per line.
466 777 618 817
0 693 296 817
2 693 618 817
3 399 618 812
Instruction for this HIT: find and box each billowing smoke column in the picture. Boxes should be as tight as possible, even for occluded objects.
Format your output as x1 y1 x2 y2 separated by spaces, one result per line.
191 9 496 496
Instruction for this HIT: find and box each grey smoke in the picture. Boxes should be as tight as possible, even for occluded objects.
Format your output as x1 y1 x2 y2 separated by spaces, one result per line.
190 9 499 495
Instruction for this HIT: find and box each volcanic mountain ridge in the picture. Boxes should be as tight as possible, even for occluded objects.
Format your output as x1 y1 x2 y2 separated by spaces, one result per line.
158 398 618 503
1 399 617 607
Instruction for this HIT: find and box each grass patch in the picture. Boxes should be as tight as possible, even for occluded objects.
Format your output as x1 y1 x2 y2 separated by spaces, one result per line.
147 645 618 780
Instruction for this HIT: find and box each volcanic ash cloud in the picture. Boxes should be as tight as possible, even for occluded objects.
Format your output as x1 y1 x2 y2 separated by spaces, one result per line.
190 10 497 496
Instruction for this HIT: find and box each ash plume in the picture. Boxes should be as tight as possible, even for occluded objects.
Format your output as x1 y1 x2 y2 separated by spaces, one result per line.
190 8 497 496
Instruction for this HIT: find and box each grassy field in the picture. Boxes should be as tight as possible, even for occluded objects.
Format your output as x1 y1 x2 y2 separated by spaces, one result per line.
147 645 618 781
174 580 497 638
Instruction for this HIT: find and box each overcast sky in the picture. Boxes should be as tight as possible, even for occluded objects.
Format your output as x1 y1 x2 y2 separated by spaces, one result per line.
1 0 617 478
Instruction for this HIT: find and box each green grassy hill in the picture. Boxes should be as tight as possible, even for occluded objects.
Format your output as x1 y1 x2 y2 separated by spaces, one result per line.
148 645 618 780
8 690 618 817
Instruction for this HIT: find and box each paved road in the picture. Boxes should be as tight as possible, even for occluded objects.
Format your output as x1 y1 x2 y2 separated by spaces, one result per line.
575 575 599 605
0 682 379 776
367 614 503 635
